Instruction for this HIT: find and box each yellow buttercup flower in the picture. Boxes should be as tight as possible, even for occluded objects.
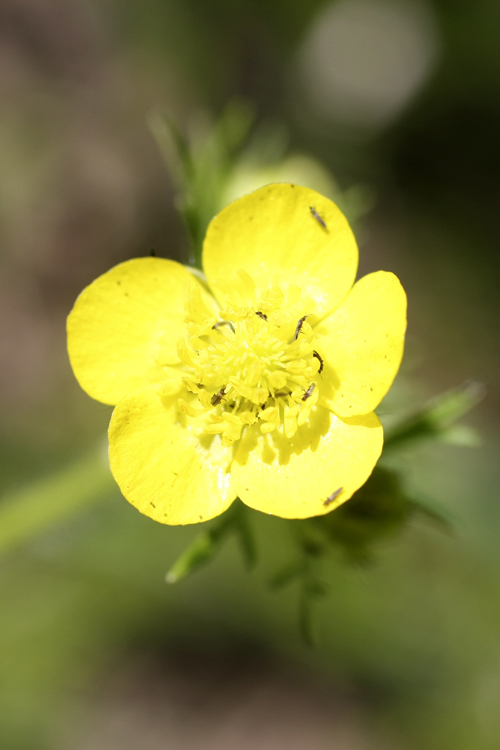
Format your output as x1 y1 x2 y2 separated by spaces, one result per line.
67 184 406 525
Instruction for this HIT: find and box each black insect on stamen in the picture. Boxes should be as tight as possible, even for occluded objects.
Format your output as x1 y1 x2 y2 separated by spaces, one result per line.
302 383 315 401
255 311 268 321
309 206 327 230
323 487 343 507
212 320 235 333
294 315 308 341
312 350 324 374
211 387 227 406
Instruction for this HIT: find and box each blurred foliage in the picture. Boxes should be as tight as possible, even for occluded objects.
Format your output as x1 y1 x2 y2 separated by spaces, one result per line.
0 444 113 557
1 0 500 748
150 101 373 266
149 100 255 266
383 381 485 451
165 381 480 645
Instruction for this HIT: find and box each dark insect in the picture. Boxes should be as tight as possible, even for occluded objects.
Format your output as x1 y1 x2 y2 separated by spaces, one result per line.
274 390 291 398
323 487 343 507
212 320 235 333
302 383 315 401
309 206 327 230
255 311 268 321
211 387 227 406
312 350 324 374
150 248 157 257
294 315 308 341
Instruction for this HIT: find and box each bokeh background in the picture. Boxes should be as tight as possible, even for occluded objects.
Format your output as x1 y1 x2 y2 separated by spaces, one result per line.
1 0 500 748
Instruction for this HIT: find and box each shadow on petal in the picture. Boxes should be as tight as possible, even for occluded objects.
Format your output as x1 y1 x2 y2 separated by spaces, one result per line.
317 360 341 403
341 412 381 429
234 406 332 469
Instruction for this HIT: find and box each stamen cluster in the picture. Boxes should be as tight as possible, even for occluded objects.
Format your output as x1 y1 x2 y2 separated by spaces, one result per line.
176 275 322 446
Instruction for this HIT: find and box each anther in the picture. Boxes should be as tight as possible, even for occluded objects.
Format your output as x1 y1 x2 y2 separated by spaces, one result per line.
302 383 315 401
323 487 343 507
309 206 327 230
312 350 324 374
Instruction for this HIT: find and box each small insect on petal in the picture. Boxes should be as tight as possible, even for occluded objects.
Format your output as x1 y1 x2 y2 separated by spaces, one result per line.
309 206 327 230
255 311 268 321
211 387 227 406
323 487 343 507
302 383 315 401
312 350 324 374
293 315 308 341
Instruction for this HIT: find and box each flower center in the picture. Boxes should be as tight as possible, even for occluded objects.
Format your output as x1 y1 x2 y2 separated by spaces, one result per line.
176 273 322 446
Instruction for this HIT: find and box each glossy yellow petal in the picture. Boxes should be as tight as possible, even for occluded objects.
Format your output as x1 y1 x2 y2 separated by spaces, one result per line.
203 184 358 319
231 407 383 519
316 271 407 417
109 385 236 525
67 258 206 405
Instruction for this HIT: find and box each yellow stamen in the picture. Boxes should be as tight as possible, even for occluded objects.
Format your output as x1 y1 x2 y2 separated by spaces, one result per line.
176 274 324 445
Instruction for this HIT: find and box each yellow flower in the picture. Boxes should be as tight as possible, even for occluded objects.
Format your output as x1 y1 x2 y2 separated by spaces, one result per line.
67 184 406 525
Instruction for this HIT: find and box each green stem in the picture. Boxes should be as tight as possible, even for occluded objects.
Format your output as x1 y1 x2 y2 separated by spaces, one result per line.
0 443 115 556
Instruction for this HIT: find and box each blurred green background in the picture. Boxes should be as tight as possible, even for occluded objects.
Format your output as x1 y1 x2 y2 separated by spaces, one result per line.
1 0 499 748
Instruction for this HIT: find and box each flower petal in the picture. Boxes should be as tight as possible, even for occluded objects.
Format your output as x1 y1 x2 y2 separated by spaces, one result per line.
202 184 358 319
231 407 383 519
67 258 206 405
109 385 236 525
316 271 407 417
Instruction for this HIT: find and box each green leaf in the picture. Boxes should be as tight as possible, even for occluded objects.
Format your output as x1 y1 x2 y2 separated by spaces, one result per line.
408 494 455 531
438 424 482 447
149 102 256 269
318 466 412 552
148 108 192 190
384 381 485 450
